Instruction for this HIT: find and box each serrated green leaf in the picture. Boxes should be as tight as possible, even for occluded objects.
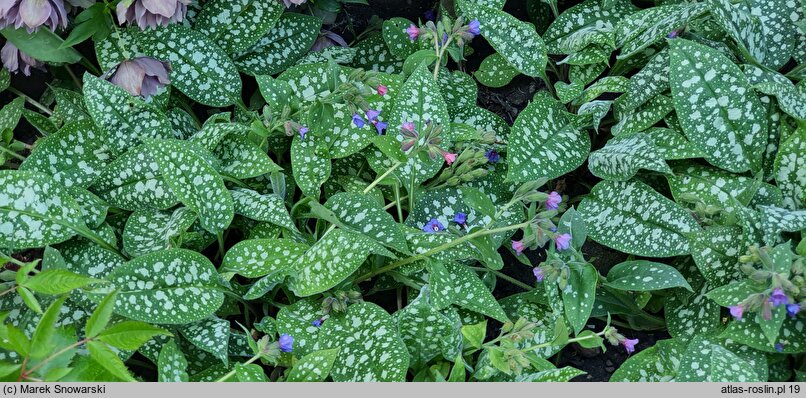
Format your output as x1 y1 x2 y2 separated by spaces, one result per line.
87 340 135 382
97 321 171 350
21 269 101 295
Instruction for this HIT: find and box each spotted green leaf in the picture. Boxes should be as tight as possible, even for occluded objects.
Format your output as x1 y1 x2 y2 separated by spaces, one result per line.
189 122 249 152
230 188 296 232
616 3 707 59
276 298 322 357
325 192 409 254
221 239 308 278
645 127 704 160
774 127 806 209
611 338 686 381
562 263 597 334
760 206 806 245
669 38 766 173
122 207 197 257
315 302 408 381
430 262 509 323
720 317 806 354
578 180 700 257
91 144 179 211
382 17 418 59
214 135 282 179
194 0 283 54
619 49 668 112
667 164 761 215
234 13 321 76
180 317 230 365
83 75 173 154
286 348 340 382
605 260 692 292
99 249 224 325
507 95 590 181
158 340 189 382
515 367 586 382
611 95 674 136
395 286 458 368
437 69 477 112
588 133 671 181
451 105 510 143
291 134 331 198
474 53 520 88
689 226 744 286
677 336 762 382
665 270 722 338
350 33 403 74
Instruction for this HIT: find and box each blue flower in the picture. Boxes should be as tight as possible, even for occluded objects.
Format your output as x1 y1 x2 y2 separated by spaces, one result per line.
485 149 500 163
278 333 294 353
775 343 785 353
298 126 308 140
468 19 481 37
352 114 366 128
769 288 788 307
375 121 388 135
311 318 323 327
422 218 445 233
787 303 800 318
453 212 467 225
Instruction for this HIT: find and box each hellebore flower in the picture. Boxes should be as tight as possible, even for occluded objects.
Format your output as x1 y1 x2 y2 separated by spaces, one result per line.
310 30 348 52
729 305 744 321
406 24 419 41
282 0 306 7
0 0 68 32
1 42 43 76
512 240 525 256
555 233 572 251
467 19 481 37
278 333 294 353
787 304 800 318
311 318 323 327
298 126 309 140
441 151 457 165
546 191 562 210
485 149 500 163
116 0 191 30
622 338 639 354
453 212 467 225
377 84 388 96
423 218 445 233
769 288 788 307
106 56 171 98
352 114 366 128
533 267 544 282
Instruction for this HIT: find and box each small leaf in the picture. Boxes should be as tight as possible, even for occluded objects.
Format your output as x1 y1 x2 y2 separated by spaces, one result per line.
222 239 308 278
180 317 230 365
97 321 172 350
194 0 283 54
286 348 340 382
605 260 692 292
157 339 188 382
588 133 671 181
474 53 520 88
21 269 102 295
87 340 135 382
85 290 118 338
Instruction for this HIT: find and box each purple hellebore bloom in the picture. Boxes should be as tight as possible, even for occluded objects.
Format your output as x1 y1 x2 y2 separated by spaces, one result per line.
310 30 348 52
485 149 500 163
278 333 294 353
512 240 525 256
423 218 445 233
728 305 744 321
0 0 68 32
311 318 323 327
116 0 191 30
769 288 788 307
545 191 562 210
298 126 309 140
1 42 43 76
406 24 419 41
622 338 639 354
555 233 572 251
106 56 171 98
453 212 467 225
467 19 481 37
352 114 366 128
533 267 544 282
787 303 800 318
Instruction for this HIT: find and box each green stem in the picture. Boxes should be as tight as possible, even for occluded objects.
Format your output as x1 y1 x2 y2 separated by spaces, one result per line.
522 330 604 352
0 145 25 161
8 87 52 116
363 162 401 194
470 267 534 291
23 338 89 378
393 184 404 223
0 284 16 298
214 354 261 382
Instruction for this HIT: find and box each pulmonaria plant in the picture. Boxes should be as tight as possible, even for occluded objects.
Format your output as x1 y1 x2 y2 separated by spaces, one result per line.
0 0 804 386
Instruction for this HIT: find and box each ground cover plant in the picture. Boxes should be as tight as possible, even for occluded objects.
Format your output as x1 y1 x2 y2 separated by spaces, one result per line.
0 0 803 383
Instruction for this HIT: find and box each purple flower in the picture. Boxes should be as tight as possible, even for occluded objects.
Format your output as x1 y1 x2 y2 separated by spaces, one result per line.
406 24 419 41
1 42 43 76
555 233 572 251
485 149 500 163
105 56 171 98
545 191 562 210
512 240 525 256
298 126 309 140
622 338 639 354
278 333 294 353
729 305 744 321
441 32 449 45
467 19 481 37
787 303 800 318
423 9 436 21
374 121 388 135
310 30 347 52
0 0 68 32
769 288 788 307
401 122 415 133
775 343 784 353
533 267 544 282
352 114 366 128
667 30 679 39
116 0 190 30
422 218 445 233
366 109 380 121
311 318 323 327
377 84 388 96
453 212 467 225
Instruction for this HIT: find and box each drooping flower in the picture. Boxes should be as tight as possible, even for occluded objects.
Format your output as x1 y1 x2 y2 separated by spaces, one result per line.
105 56 171 98
310 30 348 52
1 42 43 76
423 218 445 233
406 24 419 41
401 122 415 133
377 84 388 96
0 0 68 32
453 212 467 225
282 0 306 8
545 191 562 210
365 109 387 135
775 343 785 353
116 0 191 30
311 318 323 327
787 303 800 318
467 19 481 37
728 305 744 321
512 240 525 256
374 121 388 135
441 32 449 45
298 126 309 140
555 233 572 251
485 149 500 163
278 333 294 353
352 114 366 128
622 338 639 354
423 9 436 21
769 288 789 307
533 267 544 282
441 151 457 165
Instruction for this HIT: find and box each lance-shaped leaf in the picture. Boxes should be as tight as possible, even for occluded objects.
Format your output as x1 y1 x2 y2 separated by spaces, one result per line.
189 122 250 152
122 207 197 257
221 239 308 278
276 298 322 357
507 95 590 182
180 317 230 365
645 127 704 160
615 2 707 59
138 25 242 107
588 133 671 181
669 39 766 173
20 120 112 188
578 180 700 257
291 134 331 199
91 144 179 211
83 75 173 154
665 272 722 338
315 302 408 381
474 53 520 88
451 105 510 143
286 348 340 382
99 249 224 324
543 0 635 50
157 339 189 382
611 95 674 136
230 188 296 232
146 139 233 234
462 2 547 77
689 226 744 286
395 286 458 368
774 128 806 210
0 170 86 249
667 164 761 215
619 49 668 112
325 192 409 253
194 0 283 54
235 13 321 76
720 317 806 354
759 206 806 245
67 186 108 229
611 338 687 381
605 260 692 292
288 229 394 297
562 263 597 334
